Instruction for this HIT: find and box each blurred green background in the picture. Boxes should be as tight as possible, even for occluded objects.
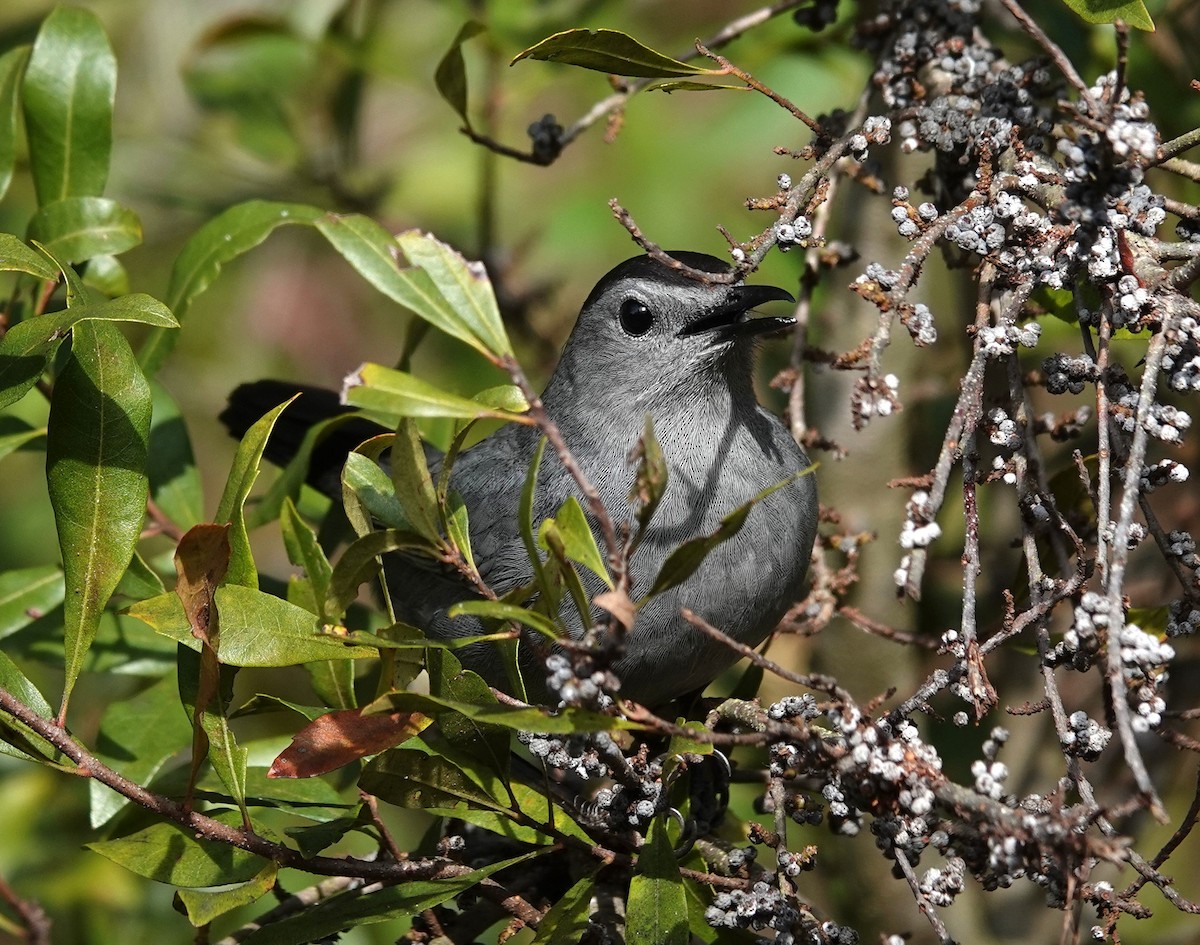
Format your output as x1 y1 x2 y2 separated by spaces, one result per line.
1 0 1199 942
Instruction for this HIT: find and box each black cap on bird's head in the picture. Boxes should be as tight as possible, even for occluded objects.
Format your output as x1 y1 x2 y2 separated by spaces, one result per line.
578 251 795 340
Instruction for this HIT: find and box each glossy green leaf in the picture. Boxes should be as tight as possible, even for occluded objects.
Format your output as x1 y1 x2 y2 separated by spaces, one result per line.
397 229 513 359
26 196 142 263
444 490 476 572
0 418 48 465
472 383 529 412
81 253 130 297
390 418 441 543
342 448 407 531
280 498 333 619
48 321 151 716
177 861 278 927
531 875 598 945
147 381 204 530
0 293 177 411
630 415 667 548
0 649 64 765
215 397 293 588
435 21 485 125
542 495 612 589
447 599 561 639
140 200 322 372
644 467 812 601
88 675 192 827
327 528 433 617
0 233 59 282
1059 0 1153 30
360 748 506 812
87 812 269 887
512 28 713 78
0 46 28 199
343 362 529 424
627 815 688 945
239 852 542 945
0 567 64 641
126 584 377 666
315 217 513 359
22 6 116 204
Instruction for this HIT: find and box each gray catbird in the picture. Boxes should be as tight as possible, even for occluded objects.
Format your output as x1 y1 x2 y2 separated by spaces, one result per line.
222 251 818 705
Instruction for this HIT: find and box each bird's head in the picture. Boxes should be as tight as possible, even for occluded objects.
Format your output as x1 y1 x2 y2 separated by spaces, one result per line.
550 252 795 409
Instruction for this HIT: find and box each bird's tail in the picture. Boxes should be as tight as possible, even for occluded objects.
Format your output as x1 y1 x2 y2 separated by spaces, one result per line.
219 379 387 497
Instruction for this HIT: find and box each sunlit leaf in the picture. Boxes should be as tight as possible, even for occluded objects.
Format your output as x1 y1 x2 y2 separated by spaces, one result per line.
177 862 278 927
26 196 142 263
87 811 269 887
215 397 294 587
141 200 322 372
21 6 116 204
627 815 688 945
0 649 64 765
0 418 47 464
541 495 612 589
48 321 151 716
643 467 813 601
447 599 561 639
390 418 441 543
127 584 377 667
0 232 59 282
343 362 529 424
1059 0 1153 30
531 875 598 944
0 293 177 411
512 28 714 78
81 253 129 297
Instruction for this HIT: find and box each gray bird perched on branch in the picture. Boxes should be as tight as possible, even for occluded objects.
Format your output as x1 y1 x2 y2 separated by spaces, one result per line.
221 251 818 705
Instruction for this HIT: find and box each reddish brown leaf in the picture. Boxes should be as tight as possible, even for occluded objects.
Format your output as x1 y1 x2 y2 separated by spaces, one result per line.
173 523 231 808
269 708 431 779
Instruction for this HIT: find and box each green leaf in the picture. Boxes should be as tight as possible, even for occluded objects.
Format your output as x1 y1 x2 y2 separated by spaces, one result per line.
328 528 433 617
0 293 178 411
127 584 377 666
344 362 529 424
48 321 151 716
447 599 561 639
512 28 714 78
444 490 476 572
627 815 688 945
314 217 514 359
21 6 116 204
88 675 192 827
0 418 47 465
359 748 506 812
531 875 598 945
390 418 441 543
140 200 322 372
239 852 543 945
542 495 612 589
26 196 142 263
81 253 129 297
87 811 270 887
629 415 668 549
652 79 751 92
0 566 63 642
280 498 333 620
147 381 204 530
435 21 485 125
520 437 550 595
0 46 30 201
397 229 513 359
0 649 65 765
0 232 59 282
342 448 408 531
177 861 278 927
215 397 294 588
643 468 813 601
1059 0 1154 30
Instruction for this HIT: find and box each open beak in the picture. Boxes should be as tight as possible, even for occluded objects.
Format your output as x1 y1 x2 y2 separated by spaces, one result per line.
677 283 796 338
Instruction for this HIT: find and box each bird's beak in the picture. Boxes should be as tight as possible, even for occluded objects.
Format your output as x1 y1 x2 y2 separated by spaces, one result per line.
677 283 796 338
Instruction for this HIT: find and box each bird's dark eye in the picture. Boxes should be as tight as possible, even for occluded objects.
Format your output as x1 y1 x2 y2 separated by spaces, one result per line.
618 298 654 336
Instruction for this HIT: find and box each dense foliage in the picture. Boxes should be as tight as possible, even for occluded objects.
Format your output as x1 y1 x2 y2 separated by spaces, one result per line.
1 2 1198 944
